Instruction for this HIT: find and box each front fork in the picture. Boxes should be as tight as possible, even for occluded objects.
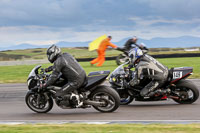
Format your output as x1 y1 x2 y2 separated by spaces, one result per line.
35 91 50 105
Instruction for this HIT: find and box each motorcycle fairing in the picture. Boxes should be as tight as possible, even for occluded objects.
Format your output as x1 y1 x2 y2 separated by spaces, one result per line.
171 67 193 83
27 65 42 90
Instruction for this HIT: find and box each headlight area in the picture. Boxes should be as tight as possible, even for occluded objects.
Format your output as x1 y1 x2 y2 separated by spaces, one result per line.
27 78 37 90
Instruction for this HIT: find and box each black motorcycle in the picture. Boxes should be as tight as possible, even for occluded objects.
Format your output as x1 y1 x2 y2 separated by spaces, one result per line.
109 62 199 105
26 65 120 113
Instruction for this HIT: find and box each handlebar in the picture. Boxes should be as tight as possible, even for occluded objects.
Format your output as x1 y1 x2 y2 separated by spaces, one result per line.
116 47 125 52
40 68 45 74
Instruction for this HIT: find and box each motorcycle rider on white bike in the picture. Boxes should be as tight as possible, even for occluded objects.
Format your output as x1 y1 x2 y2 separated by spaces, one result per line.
128 47 169 97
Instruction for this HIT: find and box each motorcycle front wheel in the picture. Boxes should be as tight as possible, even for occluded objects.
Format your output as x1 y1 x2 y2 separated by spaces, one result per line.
25 91 53 113
90 85 120 113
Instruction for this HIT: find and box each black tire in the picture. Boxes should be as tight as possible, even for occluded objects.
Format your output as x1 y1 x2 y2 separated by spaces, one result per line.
90 85 120 113
116 54 128 65
25 91 53 113
172 80 199 104
120 96 134 105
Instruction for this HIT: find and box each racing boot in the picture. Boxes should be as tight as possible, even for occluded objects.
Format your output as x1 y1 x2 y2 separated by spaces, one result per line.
70 93 83 108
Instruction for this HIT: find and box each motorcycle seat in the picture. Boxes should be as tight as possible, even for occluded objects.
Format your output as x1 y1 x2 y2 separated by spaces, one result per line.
83 71 110 90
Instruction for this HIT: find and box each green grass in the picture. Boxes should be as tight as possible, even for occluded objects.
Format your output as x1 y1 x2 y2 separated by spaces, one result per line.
0 57 200 83
0 124 200 133
0 48 121 60
158 57 200 79
0 47 199 61
150 50 200 55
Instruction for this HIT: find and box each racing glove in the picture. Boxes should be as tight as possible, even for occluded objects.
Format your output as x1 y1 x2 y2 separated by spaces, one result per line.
45 66 54 72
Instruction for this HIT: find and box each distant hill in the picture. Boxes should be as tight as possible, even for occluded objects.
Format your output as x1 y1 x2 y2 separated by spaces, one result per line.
0 43 49 51
0 36 200 51
0 41 90 51
115 36 200 48
56 41 90 48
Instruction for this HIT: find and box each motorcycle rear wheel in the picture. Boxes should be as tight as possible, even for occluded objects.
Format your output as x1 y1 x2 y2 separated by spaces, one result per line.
172 80 199 104
90 85 120 113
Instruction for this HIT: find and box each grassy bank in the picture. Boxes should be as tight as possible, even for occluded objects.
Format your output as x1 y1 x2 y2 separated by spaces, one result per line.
0 47 199 61
0 48 121 60
0 124 200 133
0 57 200 83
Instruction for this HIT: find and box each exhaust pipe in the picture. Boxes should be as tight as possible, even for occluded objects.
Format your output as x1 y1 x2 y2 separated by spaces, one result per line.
84 100 105 106
168 95 179 100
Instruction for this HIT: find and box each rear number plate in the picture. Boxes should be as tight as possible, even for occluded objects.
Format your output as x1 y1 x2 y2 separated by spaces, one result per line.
173 71 183 79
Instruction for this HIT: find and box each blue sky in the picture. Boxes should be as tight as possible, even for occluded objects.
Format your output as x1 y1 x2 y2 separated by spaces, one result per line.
0 0 200 47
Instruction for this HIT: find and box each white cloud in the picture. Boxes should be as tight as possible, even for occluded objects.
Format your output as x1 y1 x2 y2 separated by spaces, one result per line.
1 21 200 47
0 26 63 46
129 16 200 27
0 0 200 47
138 0 200 19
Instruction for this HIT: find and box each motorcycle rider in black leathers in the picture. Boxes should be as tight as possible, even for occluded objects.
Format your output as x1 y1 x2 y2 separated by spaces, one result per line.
118 36 148 53
123 36 138 51
42 44 87 106
128 47 169 97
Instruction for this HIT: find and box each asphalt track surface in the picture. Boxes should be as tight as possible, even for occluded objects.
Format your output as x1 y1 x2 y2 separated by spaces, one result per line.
0 80 200 121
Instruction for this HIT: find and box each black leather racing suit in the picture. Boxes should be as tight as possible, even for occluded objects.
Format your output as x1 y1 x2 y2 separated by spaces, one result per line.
122 39 148 54
129 54 169 97
123 39 138 51
45 53 86 96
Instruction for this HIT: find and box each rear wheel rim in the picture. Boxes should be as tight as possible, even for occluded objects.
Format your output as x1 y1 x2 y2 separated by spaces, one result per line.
92 92 116 112
175 87 195 102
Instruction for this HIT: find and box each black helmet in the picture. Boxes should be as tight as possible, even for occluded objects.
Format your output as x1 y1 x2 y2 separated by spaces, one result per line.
46 44 61 63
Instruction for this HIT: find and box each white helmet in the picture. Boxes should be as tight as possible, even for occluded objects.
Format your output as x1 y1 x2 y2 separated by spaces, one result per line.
46 44 61 63
128 47 143 64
